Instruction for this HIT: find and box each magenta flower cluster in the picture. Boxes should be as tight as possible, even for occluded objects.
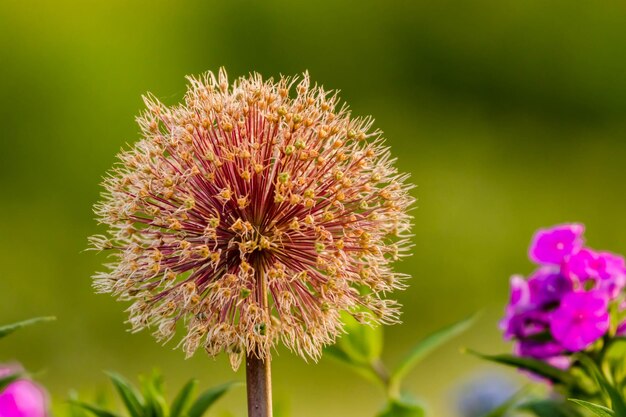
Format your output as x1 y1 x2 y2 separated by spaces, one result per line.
0 365 48 417
501 224 626 368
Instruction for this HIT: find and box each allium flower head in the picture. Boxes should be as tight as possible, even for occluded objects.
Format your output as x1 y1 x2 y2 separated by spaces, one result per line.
90 69 414 369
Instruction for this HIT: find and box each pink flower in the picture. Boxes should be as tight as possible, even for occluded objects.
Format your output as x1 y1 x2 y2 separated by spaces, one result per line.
563 249 626 299
503 224 625 372
550 291 609 352
527 267 573 306
529 224 584 265
0 366 48 417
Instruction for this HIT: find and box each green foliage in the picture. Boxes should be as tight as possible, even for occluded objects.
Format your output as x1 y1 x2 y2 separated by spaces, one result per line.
569 399 614 417
467 351 576 387
576 355 626 415
186 382 237 417
325 313 385 386
70 402 121 417
472 338 626 416
0 316 54 396
324 344 382 386
0 373 21 391
169 379 197 417
376 398 426 417
326 314 475 416
0 316 55 339
71 371 239 417
105 372 143 417
340 313 384 365
516 399 584 417
67 391 91 417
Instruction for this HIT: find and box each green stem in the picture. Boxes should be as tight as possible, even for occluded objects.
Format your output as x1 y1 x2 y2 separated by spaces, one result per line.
371 359 400 400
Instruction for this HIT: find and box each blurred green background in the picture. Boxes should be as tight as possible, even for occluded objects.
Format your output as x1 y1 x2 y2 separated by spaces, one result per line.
2 1 626 416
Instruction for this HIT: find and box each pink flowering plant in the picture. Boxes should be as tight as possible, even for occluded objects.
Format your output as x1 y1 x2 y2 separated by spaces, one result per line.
475 224 626 416
0 317 54 417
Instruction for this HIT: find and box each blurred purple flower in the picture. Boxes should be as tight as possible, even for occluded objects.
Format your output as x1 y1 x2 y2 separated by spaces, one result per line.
516 340 566 360
0 365 48 417
508 275 530 308
527 267 574 307
529 224 584 265
502 309 549 340
564 249 625 280
501 223 626 371
550 291 609 352
563 249 626 298
500 276 530 337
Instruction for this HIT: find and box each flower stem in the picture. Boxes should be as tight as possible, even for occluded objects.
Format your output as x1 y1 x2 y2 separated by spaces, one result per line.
246 351 273 417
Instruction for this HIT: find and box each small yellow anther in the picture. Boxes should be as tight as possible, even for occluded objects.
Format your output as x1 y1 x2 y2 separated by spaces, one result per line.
240 170 251 181
237 196 249 209
222 121 233 132
259 236 271 250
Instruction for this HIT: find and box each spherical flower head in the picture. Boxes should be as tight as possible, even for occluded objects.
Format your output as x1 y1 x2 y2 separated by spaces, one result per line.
0 365 48 417
550 291 609 352
529 223 584 265
89 69 415 369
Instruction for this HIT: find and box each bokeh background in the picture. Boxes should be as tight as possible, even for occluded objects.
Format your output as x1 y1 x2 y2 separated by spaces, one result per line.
2 1 626 416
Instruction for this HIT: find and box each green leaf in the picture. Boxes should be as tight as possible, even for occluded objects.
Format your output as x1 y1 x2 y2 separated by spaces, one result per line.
187 382 240 417
391 315 476 384
142 371 167 417
569 399 614 417
69 401 121 417
0 316 55 339
376 399 426 417
468 351 576 386
0 373 20 391
578 355 626 416
517 399 584 417
324 343 355 364
324 345 382 385
170 378 198 417
105 371 143 417
67 391 90 417
336 313 383 365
